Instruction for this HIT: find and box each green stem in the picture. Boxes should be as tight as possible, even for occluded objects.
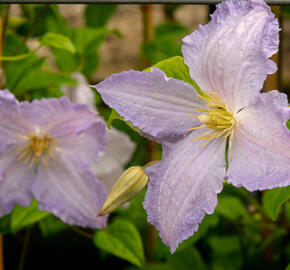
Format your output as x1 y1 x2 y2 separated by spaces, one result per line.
18 228 31 270
146 140 158 262
71 226 94 239
0 44 42 61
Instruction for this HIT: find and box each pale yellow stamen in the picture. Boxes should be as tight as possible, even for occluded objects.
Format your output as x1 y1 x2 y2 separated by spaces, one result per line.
17 132 57 169
189 92 236 161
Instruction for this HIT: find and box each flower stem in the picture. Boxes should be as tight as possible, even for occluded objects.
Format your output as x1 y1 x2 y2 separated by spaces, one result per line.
18 228 31 270
140 5 158 262
71 226 94 239
141 5 154 43
141 4 154 67
146 140 158 262
147 225 156 263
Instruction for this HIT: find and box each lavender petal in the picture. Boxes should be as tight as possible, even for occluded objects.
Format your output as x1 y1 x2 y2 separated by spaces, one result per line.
144 130 226 253
228 91 290 191
182 0 279 112
94 68 205 143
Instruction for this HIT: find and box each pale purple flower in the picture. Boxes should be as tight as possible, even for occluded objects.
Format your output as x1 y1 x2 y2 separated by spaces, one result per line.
0 90 108 228
62 72 136 192
94 0 290 252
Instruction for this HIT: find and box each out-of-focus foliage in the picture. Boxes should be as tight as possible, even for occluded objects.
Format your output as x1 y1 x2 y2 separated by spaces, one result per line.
85 4 117 28
10 200 49 233
282 6 290 18
38 215 69 237
142 22 188 64
2 4 118 102
40 32 76 53
263 186 290 221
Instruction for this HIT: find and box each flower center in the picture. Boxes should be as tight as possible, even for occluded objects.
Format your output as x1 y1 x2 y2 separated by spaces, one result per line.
188 92 236 160
17 132 57 169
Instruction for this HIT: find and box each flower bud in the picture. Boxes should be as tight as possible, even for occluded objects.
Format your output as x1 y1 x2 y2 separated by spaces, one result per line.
98 166 149 216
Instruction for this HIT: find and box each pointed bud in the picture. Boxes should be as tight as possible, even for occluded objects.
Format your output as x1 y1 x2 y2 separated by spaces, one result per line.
98 166 149 216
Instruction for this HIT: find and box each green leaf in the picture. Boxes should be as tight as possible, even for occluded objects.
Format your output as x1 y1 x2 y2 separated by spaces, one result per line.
39 215 69 237
51 47 79 73
107 109 141 133
0 214 11 234
286 119 290 130
8 16 28 29
142 23 188 64
40 32 76 54
152 213 219 260
15 70 76 94
0 5 4 14
155 23 188 38
82 52 100 78
73 27 118 55
263 186 290 221
51 27 117 75
94 218 145 267
11 200 49 233
215 195 249 221
107 109 123 129
286 262 290 270
85 4 117 28
282 6 290 19
145 56 203 95
6 56 45 92
285 201 290 222
208 235 240 255
168 247 207 270
189 214 219 244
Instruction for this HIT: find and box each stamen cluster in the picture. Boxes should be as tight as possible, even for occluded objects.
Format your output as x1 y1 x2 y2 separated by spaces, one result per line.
188 92 236 159
17 132 57 169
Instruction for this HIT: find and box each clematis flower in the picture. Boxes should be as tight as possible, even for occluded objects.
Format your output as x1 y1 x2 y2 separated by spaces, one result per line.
94 0 290 252
0 89 108 228
62 72 136 192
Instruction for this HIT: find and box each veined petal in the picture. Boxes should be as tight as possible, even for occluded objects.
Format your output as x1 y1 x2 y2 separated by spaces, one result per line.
144 130 226 253
32 152 108 228
182 0 279 112
0 90 34 138
57 119 107 166
94 68 205 143
228 91 290 191
20 97 97 138
0 148 35 216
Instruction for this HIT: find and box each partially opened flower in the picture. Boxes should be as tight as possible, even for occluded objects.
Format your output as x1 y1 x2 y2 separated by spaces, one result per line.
62 72 136 192
94 0 290 252
0 90 108 228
